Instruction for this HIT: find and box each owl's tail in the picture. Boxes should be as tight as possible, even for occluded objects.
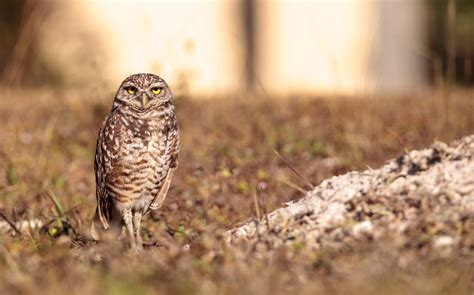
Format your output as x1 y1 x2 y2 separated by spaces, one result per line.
90 209 102 241
90 208 122 242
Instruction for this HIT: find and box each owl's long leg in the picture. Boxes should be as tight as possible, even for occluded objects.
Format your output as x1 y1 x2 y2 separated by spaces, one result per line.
133 212 143 251
122 208 137 250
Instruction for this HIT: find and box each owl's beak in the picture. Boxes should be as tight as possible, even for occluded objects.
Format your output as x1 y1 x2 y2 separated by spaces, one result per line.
141 93 149 108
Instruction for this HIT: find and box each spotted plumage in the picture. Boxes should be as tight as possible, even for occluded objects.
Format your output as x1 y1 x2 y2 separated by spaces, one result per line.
91 73 179 250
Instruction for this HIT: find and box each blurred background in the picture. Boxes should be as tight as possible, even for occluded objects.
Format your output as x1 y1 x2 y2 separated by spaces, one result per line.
1 0 473 96
0 1 474 293
1 0 474 224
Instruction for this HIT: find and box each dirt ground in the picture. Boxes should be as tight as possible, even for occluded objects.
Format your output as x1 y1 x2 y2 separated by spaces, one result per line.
0 88 473 294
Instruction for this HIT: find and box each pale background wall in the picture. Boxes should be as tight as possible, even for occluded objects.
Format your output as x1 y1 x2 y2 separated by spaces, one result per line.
39 0 428 96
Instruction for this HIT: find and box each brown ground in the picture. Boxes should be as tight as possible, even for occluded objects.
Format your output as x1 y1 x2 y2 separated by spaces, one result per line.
0 88 473 294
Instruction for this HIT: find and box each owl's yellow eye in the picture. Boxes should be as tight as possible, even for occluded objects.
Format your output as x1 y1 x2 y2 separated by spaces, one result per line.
151 87 162 95
126 86 137 95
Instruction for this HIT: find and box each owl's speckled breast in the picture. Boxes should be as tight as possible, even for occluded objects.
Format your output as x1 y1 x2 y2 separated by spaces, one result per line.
111 107 175 212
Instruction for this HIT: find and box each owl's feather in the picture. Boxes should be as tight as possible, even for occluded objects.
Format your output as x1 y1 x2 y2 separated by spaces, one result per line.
92 73 179 249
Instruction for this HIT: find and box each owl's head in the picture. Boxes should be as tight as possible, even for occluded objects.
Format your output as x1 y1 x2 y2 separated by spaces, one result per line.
112 73 173 112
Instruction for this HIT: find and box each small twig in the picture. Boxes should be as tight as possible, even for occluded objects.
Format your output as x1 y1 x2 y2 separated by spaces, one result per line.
252 188 261 219
280 179 308 194
257 185 270 227
143 241 167 249
261 194 270 227
273 149 314 190
0 212 22 237
387 129 408 153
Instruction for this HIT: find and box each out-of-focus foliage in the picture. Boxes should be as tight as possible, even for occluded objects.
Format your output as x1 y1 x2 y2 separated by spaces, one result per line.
429 0 474 84
431 0 474 53
456 1 474 53
0 0 59 85
0 0 24 70
0 0 106 87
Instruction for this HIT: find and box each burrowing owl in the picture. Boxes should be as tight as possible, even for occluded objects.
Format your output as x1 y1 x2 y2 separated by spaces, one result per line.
91 73 179 250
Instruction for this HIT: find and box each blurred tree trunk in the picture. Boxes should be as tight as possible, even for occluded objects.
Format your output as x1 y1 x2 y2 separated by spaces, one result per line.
2 0 47 85
446 0 456 84
241 0 256 92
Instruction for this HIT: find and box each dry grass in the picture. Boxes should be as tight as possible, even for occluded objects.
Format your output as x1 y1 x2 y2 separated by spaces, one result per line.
0 87 473 294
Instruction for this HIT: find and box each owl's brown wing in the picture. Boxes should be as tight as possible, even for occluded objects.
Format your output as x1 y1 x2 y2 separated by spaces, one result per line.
94 112 121 229
169 119 180 169
148 121 179 212
148 169 174 212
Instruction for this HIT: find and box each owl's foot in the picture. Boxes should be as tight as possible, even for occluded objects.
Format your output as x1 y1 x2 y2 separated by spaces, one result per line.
122 209 138 250
123 209 145 252
133 212 144 251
